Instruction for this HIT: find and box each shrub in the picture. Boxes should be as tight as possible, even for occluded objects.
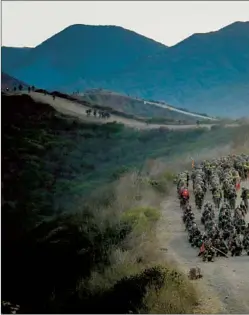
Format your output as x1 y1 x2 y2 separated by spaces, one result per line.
143 265 199 314
121 206 161 233
148 170 175 195
75 265 199 314
148 179 168 194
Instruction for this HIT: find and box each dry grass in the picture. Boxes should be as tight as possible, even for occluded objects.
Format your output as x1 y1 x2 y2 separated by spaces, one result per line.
78 126 249 313
74 168 209 314
143 265 199 314
138 158 225 314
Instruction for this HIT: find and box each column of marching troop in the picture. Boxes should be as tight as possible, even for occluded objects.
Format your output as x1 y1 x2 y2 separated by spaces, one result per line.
175 154 249 262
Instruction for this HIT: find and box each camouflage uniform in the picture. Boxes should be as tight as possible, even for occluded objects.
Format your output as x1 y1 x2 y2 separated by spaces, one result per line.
241 188 249 212
203 239 216 262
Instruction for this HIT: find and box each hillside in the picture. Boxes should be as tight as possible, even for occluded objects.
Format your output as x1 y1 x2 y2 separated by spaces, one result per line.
1 46 32 74
1 93 205 313
108 21 249 117
2 24 167 91
22 91 240 129
2 22 249 118
2 93 249 313
1 72 29 90
1 93 245 202
78 89 211 122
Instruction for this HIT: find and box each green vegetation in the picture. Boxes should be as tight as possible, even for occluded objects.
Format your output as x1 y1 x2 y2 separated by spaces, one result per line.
2 94 248 313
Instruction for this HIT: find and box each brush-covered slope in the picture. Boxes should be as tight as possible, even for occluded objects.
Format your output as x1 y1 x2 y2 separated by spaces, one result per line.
4 24 168 90
1 93 213 314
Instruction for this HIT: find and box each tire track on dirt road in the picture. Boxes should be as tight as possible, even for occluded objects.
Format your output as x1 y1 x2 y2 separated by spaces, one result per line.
159 181 249 314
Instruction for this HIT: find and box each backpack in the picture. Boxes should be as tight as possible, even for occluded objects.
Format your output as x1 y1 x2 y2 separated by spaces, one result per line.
182 189 189 197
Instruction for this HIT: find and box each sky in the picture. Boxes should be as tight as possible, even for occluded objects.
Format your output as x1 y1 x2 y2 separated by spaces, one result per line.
2 1 249 48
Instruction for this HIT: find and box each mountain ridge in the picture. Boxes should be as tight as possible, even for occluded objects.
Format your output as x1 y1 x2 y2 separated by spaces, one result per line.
2 24 168 91
2 21 249 117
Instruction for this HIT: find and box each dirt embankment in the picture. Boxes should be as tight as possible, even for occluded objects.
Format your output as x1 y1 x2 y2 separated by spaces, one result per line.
159 181 249 314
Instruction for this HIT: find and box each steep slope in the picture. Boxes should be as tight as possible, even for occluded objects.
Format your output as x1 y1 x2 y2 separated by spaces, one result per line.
1 72 29 90
6 24 168 91
1 46 32 74
108 21 249 117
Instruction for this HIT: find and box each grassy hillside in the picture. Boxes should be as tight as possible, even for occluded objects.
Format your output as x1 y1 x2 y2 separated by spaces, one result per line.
2 94 248 313
2 93 247 213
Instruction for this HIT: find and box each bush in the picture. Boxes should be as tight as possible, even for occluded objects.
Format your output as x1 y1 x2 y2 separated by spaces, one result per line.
148 170 175 195
122 206 161 233
148 179 168 194
75 264 199 314
142 265 199 314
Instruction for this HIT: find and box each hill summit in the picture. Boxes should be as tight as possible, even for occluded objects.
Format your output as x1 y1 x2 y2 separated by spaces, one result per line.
2 21 249 117
2 24 167 91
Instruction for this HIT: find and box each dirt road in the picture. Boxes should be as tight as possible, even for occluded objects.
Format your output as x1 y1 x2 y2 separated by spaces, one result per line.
25 92 239 131
159 180 249 314
142 99 217 121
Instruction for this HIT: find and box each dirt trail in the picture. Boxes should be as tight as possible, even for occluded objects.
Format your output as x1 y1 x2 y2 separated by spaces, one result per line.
159 180 249 314
142 99 217 121
23 92 239 131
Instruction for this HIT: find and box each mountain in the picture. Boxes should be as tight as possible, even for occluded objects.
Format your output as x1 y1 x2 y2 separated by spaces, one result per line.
2 24 167 91
1 72 28 90
2 21 249 117
1 46 33 74
107 21 249 117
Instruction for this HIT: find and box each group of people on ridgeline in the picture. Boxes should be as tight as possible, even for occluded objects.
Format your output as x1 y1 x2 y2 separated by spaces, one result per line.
85 108 111 119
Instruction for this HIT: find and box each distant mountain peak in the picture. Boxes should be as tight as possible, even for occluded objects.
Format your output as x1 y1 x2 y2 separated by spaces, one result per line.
172 20 249 49
219 20 249 30
38 23 168 48
2 20 249 118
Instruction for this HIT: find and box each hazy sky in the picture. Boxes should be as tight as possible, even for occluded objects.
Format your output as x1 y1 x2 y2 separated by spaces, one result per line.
2 1 249 47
